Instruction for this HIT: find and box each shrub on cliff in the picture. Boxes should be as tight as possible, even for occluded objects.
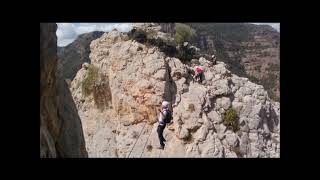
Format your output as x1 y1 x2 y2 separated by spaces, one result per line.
223 108 239 132
82 64 99 97
128 29 147 43
174 23 196 45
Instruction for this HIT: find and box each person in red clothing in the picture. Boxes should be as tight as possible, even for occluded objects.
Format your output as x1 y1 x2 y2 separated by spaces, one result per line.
193 66 204 83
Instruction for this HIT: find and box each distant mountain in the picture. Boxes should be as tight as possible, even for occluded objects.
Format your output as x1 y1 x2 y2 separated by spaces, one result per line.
57 31 104 80
160 23 280 101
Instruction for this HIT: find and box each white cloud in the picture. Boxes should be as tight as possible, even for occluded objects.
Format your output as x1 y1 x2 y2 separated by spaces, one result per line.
58 38 75 47
75 24 97 34
56 23 78 46
114 23 132 32
57 23 133 47
57 23 77 38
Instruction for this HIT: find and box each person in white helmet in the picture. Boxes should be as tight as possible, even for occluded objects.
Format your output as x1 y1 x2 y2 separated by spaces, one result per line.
157 101 172 149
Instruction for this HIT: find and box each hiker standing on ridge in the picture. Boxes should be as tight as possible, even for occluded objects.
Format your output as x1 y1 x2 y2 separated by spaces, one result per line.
157 101 172 150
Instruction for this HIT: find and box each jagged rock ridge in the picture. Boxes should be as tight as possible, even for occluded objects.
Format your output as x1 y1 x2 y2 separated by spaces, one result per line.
70 24 280 158
159 23 280 101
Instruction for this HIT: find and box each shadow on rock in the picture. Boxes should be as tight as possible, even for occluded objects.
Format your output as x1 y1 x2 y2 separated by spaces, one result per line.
163 60 177 111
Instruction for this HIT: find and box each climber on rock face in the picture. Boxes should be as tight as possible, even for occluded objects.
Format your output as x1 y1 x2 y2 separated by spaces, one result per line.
157 101 172 150
211 55 217 65
193 66 204 83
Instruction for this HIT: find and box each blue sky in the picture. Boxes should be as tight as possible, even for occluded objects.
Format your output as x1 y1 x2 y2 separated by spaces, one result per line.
56 23 280 47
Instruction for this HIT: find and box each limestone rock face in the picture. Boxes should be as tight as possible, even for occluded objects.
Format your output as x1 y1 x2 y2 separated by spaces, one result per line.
69 24 280 158
40 23 87 158
159 23 280 101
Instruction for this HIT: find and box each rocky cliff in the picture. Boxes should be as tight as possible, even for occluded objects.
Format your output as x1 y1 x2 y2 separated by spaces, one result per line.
40 23 88 157
159 23 280 101
70 24 280 158
57 31 104 80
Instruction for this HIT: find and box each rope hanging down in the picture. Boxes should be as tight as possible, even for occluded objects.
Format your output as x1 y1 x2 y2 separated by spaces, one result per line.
127 122 147 158
139 125 154 158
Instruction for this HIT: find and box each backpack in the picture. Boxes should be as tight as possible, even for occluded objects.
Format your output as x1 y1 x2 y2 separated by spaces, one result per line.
164 109 173 124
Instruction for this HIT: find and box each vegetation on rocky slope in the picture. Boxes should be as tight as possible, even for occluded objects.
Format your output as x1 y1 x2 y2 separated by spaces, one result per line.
174 23 196 45
189 23 253 42
82 64 99 96
159 23 280 101
223 108 240 132
128 27 197 62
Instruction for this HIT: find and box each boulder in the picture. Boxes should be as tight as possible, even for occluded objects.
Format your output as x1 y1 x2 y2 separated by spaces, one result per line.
225 130 239 148
215 97 231 110
208 79 231 96
177 126 190 140
207 111 222 123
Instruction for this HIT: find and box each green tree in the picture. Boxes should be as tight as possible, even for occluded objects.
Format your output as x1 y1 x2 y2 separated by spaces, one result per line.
174 23 196 45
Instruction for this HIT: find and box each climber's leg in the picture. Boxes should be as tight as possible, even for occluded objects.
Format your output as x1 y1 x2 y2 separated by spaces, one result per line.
200 73 204 83
194 74 200 82
161 124 166 142
157 124 166 148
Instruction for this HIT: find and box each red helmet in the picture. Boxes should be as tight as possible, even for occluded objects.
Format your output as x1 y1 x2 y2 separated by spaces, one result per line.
195 66 204 73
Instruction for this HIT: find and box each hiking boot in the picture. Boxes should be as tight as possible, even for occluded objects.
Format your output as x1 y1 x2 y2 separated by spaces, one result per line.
157 145 165 150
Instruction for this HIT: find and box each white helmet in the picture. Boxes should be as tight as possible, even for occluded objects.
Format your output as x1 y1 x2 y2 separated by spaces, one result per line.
162 101 169 108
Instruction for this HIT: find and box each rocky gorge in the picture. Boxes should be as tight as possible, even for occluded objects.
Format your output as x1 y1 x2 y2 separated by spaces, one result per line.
65 23 280 158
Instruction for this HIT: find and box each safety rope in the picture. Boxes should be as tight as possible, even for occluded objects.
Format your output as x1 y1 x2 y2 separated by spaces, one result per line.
139 125 154 158
127 122 147 158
